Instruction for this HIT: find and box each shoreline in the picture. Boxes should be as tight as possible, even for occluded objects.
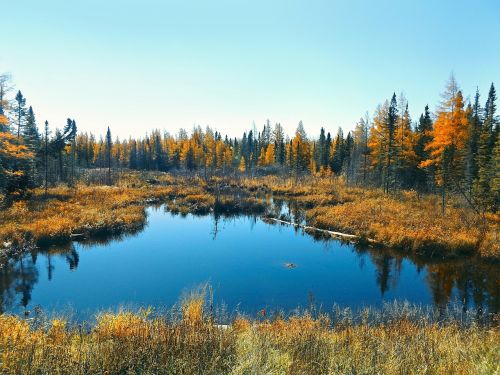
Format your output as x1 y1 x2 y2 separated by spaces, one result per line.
0 174 498 263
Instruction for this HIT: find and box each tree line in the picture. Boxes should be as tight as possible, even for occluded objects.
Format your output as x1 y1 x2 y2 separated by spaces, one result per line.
0 73 498 212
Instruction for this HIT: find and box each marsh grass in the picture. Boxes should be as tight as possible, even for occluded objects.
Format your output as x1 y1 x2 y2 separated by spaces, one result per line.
0 173 270 251
239 176 499 258
0 172 498 260
0 296 498 375
0 174 212 248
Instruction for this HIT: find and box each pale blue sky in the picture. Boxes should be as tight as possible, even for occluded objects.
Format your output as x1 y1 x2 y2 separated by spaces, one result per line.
1 0 499 138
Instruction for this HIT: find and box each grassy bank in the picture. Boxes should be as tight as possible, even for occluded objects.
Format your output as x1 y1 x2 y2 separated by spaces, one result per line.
0 185 171 247
0 297 498 374
0 174 264 250
0 172 498 259
239 176 499 259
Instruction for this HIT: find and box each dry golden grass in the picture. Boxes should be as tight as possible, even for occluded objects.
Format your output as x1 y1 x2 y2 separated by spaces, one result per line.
0 299 498 374
1 172 498 258
0 186 168 246
307 196 492 255
0 175 215 246
239 176 499 258
0 173 272 250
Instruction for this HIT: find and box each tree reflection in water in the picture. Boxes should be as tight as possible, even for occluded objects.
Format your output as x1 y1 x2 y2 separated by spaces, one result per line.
0 207 498 316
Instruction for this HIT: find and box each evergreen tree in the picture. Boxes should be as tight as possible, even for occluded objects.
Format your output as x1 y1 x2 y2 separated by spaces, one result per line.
13 91 27 139
318 127 328 168
415 105 434 192
343 132 354 183
273 123 285 165
43 120 50 195
385 93 398 192
52 129 65 181
465 89 482 192
105 126 112 183
325 132 332 171
475 83 498 209
23 106 40 151
153 132 165 171
331 127 344 173
67 119 77 185
129 139 138 169
491 131 500 210
22 106 40 187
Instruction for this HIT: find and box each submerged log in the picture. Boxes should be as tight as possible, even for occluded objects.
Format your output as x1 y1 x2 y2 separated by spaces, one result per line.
262 217 377 244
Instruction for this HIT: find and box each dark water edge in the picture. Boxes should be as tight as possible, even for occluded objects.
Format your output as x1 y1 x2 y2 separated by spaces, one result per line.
1 202 498 320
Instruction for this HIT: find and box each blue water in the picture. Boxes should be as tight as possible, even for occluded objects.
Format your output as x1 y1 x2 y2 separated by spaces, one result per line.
1 206 497 318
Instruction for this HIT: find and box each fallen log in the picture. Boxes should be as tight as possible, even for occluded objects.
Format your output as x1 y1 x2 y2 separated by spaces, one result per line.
262 217 377 244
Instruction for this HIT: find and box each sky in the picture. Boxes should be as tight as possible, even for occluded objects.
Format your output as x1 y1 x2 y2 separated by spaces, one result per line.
1 0 499 139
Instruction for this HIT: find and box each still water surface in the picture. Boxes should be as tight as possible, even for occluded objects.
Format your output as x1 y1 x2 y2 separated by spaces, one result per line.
1 204 497 318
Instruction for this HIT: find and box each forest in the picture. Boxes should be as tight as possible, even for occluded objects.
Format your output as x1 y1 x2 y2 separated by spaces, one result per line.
1 73 498 215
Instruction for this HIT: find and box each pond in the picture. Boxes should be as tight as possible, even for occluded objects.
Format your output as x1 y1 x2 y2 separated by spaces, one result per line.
1 204 498 319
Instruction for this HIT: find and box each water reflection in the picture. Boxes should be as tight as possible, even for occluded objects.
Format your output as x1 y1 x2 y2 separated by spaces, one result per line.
1 252 39 313
0 202 498 316
0 232 136 313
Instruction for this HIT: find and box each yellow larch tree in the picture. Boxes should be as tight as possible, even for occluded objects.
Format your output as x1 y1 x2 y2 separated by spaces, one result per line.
238 156 246 173
0 111 34 194
420 76 469 213
264 143 275 165
258 147 266 167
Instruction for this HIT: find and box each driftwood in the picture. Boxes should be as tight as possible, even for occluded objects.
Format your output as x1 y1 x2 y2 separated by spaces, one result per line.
262 217 377 244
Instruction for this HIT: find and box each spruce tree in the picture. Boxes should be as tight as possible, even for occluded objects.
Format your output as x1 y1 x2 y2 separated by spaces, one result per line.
43 120 50 195
492 131 500 210
325 132 332 167
385 93 398 192
23 106 40 151
129 140 138 169
415 105 433 192
475 83 497 208
273 123 285 166
465 89 482 192
13 91 27 139
318 127 327 168
344 132 354 183
105 127 112 183
21 106 40 187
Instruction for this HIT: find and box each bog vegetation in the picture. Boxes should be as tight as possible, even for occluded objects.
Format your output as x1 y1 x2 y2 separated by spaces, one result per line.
0 173 498 260
0 291 498 375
